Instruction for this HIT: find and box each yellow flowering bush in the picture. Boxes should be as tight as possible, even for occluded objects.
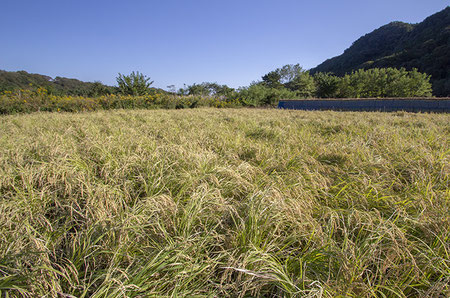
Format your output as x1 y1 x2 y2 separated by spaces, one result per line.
0 89 241 114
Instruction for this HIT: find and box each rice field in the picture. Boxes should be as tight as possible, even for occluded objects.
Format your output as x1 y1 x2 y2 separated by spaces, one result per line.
0 108 449 297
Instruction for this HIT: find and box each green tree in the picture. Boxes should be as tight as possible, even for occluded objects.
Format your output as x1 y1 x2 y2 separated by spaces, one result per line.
337 68 432 98
285 72 316 98
261 64 305 89
238 83 298 106
88 81 113 97
278 64 304 84
261 64 315 97
187 83 210 96
314 72 341 98
116 71 153 96
186 82 235 97
261 71 283 89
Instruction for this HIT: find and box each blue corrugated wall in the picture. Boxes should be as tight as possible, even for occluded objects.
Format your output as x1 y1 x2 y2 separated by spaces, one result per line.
278 99 450 112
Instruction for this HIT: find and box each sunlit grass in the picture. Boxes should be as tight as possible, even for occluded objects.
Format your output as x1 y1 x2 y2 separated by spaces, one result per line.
0 108 448 296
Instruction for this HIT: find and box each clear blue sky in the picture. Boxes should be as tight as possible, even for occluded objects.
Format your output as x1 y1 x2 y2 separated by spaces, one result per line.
1 0 447 89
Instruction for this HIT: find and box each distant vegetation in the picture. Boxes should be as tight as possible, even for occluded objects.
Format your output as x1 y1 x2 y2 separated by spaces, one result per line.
311 6 450 96
0 70 116 96
1 109 448 296
0 66 434 114
257 64 432 100
0 70 166 97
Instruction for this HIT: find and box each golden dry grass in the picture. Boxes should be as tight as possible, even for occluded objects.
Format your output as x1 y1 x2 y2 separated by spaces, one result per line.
0 108 449 297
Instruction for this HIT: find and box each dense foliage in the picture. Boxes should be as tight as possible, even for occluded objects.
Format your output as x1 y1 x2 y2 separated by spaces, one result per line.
0 67 434 114
257 65 432 99
1 109 448 296
334 68 432 98
311 7 450 96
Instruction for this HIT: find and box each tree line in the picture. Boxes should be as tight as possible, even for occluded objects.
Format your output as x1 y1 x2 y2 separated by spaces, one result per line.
172 65 432 106
1 65 433 107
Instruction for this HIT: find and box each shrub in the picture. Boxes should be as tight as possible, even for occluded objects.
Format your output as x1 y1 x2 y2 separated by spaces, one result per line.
116 71 154 96
238 84 298 107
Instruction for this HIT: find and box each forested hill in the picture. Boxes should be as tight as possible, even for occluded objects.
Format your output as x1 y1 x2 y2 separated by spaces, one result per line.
0 70 116 96
310 6 450 96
